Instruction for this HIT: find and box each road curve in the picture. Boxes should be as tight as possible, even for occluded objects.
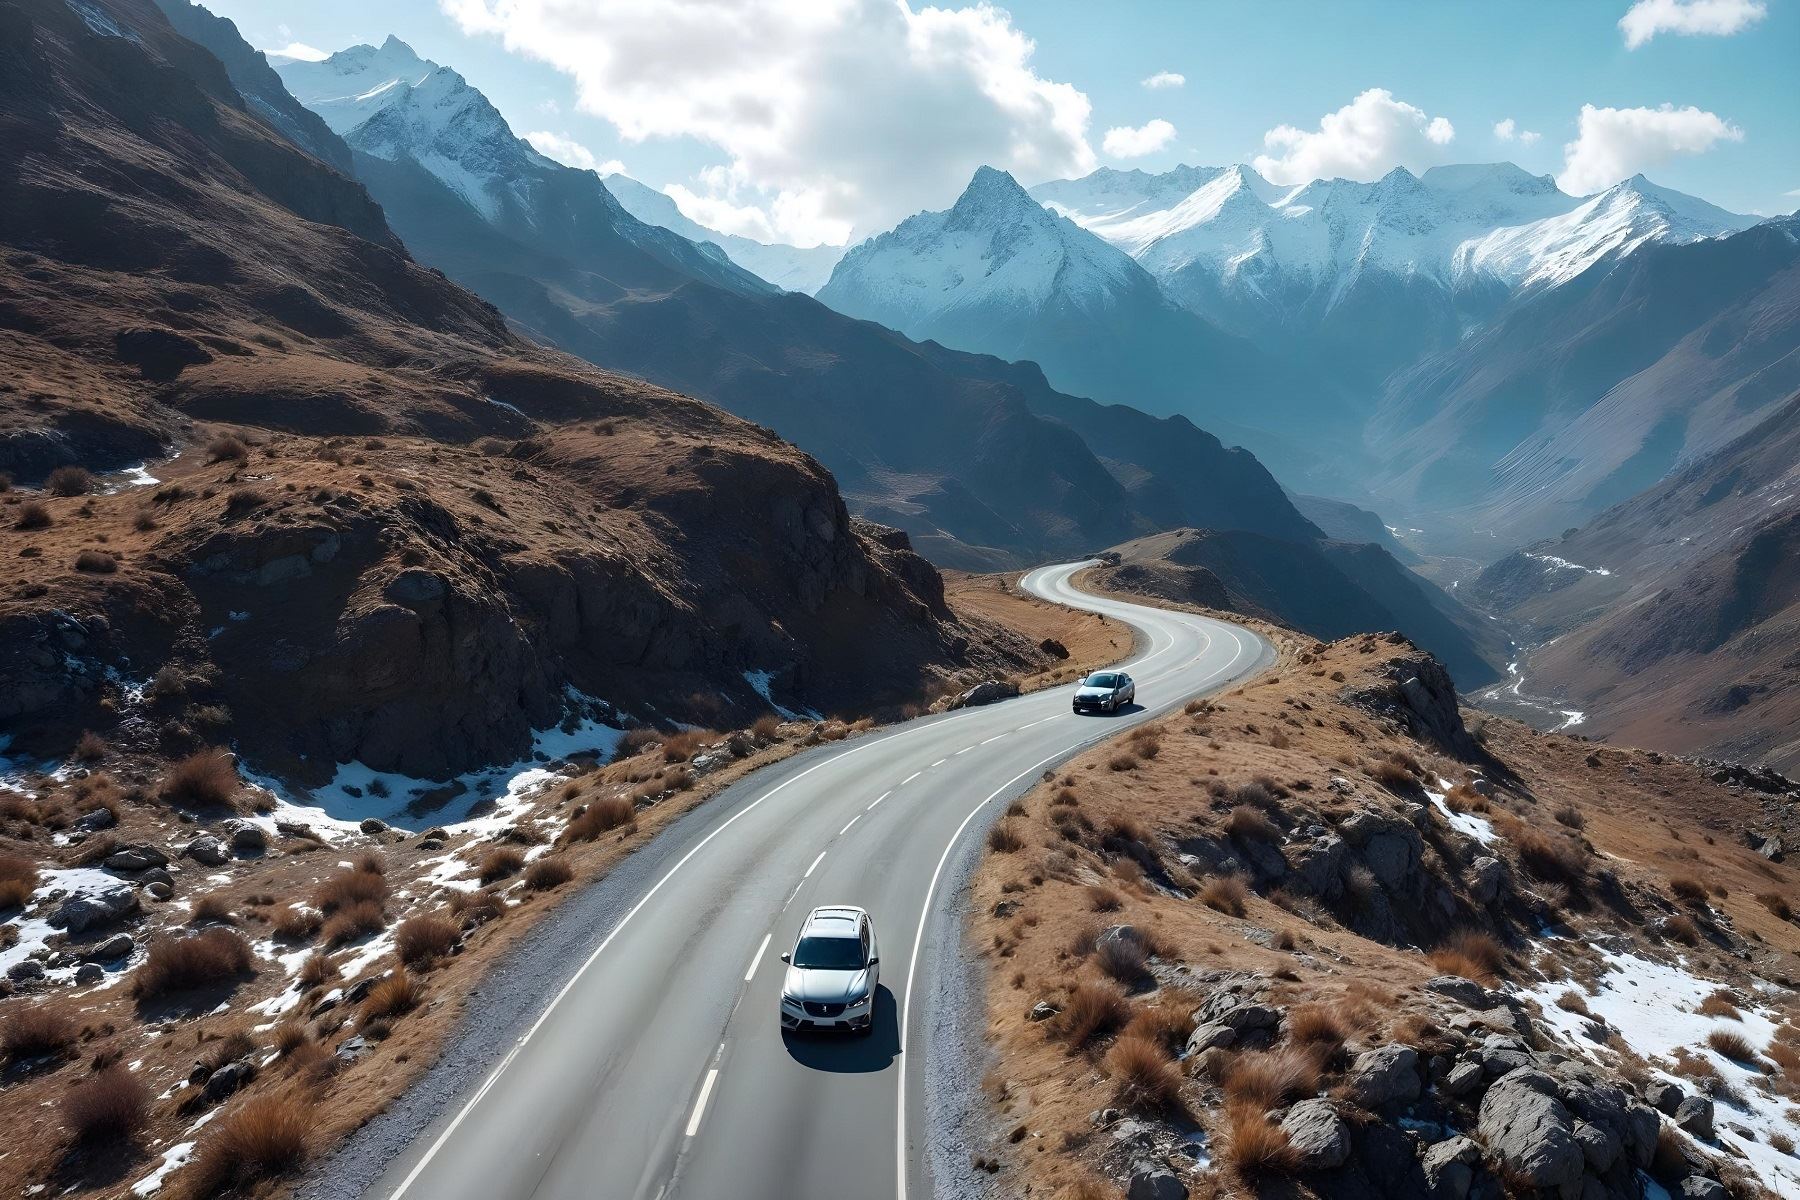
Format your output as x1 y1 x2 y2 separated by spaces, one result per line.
361 562 1274 1200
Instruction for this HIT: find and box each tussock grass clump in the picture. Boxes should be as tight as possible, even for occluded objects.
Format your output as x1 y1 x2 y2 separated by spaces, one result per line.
1200 874 1248 917
133 929 254 999
1222 1101 1297 1178
205 434 250 464
190 894 236 925
525 857 573 890
182 1091 312 1197
73 730 107 762
0 853 38 909
1224 805 1279 843
296 954 336 990
3 1002 78 1062
1222 1046 1320 1109
1669 877 1708 904
749 715 782 742
74 550 118 573
360 972 424 1024
1428 930 1506 984
1555 990 1591 1016
1125 999 1196 1056
986 821 1025 853
1552 803 1585 829
1697 991 1741 1020
477 847 526 883
61 1064 149 1144
1087 885 1122 912
271 907 321 942
1754 891 1792 921
1367 756 1419 795
321 900 385 948
1106 1033 1183 1114
1107 752 1138 772
1513 828 1587 885
1055 981 1128 1049
1706 1028 1760 1065
312 863 387 913
1094 932 1149 984
1662 914 1701 946
395 915 460 965
566 796 636 841
1285 1004 1347 1055
159 748 240 808
14 499 50 529
272 1023 309 1057
46 465 94 496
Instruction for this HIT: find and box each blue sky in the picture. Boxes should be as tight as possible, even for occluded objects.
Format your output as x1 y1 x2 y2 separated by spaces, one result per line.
203 0 1797 244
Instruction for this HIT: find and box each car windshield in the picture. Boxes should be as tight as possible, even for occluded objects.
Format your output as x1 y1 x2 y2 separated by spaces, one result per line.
1084 673 1121 688
792 934 865 970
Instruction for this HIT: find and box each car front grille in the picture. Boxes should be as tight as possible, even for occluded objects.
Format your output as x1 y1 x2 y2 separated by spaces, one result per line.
803 1001 846 1018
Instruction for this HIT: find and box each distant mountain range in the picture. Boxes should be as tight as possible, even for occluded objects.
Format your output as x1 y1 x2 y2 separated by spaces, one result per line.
601 173 845 295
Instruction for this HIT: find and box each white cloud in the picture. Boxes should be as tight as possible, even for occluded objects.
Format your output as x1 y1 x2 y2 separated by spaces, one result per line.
1141 71 1184 90
265 41 328 62
1102 118 1176 159
1556 103 1743 194
441 0 1095 244
1251 89 1454 185
1493 118 1542 146
1786 187 1800 198
1619 0 1766 49
522 130 624 176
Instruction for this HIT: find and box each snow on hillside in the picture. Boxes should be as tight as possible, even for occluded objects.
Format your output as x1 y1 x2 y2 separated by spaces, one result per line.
603 173 844 294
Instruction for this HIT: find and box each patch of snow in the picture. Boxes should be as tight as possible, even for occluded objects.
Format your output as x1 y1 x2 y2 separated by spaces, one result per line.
66 0 139 41
1524 948 1800 1194
102 462 162 493
484 395 525 417
1426 783 1496 845
132 1141 195 1196
2 866 140 986
743 669 816 720
1523 551 1612 577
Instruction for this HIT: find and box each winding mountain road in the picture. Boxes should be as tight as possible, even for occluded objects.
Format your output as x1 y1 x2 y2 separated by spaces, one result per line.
363 562 1273 1200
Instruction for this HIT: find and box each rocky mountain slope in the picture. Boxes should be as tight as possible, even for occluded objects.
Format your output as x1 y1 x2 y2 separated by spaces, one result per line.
602 172 844 295
264 38 1328 572
1466 391 1800 772
1087 529 1505 687
0 0 1027 782
967 624 1800 1200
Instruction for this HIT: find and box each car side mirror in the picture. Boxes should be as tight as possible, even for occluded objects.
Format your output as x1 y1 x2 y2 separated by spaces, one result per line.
868 956 879 966
779 952 790 963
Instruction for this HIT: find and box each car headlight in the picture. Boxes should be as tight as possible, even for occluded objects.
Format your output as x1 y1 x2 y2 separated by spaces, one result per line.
846 989 871 1007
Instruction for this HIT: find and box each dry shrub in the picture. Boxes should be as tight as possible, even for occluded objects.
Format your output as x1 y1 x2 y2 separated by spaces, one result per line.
1514 828 1587 885
0 853 38 909
360 972 424 1024
296 954 336 990
3 1002 77 1061
272 907 321 942
658 728 715 762
1106 1033 1183 1113
133 929 253 998
1094 932 1149 984
73 730 107 762
1442 783 1490 813
987 821 1025 853
159 748 239 808
61 1064 148 1144
321 900 385 948
1552 803 1585 829
1222 1101 1297 1179
395 915 460 965
525 857 573 890
1056 981 1128 1048
1662 914 1701 946
1368 757 1419 795
224 487 268 516
190 893 236 925
74 550 118 573
1429 930 1506 983
1556 990 1591 1016
1771 1131 1795 1156
750 715 782 742
1064 1177 1122 1200
1108 752 1138 772
1107 815 1148 844
353 851 386 875
1697 991 1741 1020
1669 877 1708 904
1223 1046 1321 1109
1087 885 1123 913
201 1029 256 1072
14 499 50 529
1286 1004 1347 1055
46 465 94 496
567 796 636 841
1125 1001 1195 1056
1131 736 1161 761
181 1091 311 1197
1224 806 1279 843
205 434 249 464
1706 1028 1760 1065
1753 891 1792 921
1650 1123 1689 1183
312 864 387 914
1200 874 1248 917
449 888 505 927
478 846 526 883
272 1024 308 1056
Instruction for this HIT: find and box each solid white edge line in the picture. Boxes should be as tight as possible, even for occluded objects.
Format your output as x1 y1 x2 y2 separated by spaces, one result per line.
685 1069 720 1137
804 850 826 878
744 933 771 983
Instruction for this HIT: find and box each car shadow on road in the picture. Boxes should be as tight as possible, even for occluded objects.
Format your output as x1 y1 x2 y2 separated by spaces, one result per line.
781 985 899 1073
1077 702 1142 718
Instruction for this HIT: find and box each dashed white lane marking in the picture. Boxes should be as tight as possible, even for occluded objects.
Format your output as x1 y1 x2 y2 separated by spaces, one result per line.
867 790 892 811
744 933 771 982
930 758 947 768
980 734 1006 745
803 850 826 878
954 746 974 755
840 815 860 836
685 1069 720 1137
901 771 921 785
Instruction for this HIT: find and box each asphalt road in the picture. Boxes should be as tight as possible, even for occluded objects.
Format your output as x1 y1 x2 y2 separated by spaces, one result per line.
370 561 1274 1200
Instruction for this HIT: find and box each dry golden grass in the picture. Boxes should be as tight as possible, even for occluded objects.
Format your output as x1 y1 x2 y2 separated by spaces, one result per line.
1222 1046 1320 1109
0 853 37 910
1222 1101 1297 1179
321 900 385 948
1123 1000 1195 1056
1706 1028 1760 1065
1555 990 1591 1016
60 1064 148 1144
361 972 424 1025
525 857 574 890
177 1091 311 1199
159 748 240 808
1104 1033 1184 1114
1754 891 1793 921
1093 933 1149 984
1199 874 1248 917
14 499 50 530
1086 885 1122 912
271 907 322 942
189 894 235 925
395 915 460 965
296 953 336 990
477 846 527 883
204 434 249 464
987 821 1025 853
132 929 254 998
1662 914 1701 946
567 796 636 841
1285 1004 1347 1055
2 1002 77 1062
1669 877 1708 904
1055 981 1128 1049
1428 929 1506 983
45 465 93 496
272 1023 308 1057
1697 991 1741 1020
1224 805 1279 843
1513 827 1587 885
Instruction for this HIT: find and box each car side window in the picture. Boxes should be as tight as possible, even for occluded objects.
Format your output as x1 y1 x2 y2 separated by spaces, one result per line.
860 923 871 964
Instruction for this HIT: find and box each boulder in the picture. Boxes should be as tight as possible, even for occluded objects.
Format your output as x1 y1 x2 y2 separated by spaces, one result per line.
82 933 134 961
74 962 103 986
1291 836 1346 898
1125 1165 1186 1200
1674 1094 1714 1141
1185 1023 1237 1055
1425 975 1491 1008
1469 857 1505 904
359 817 389 835
1027 1001 1060 1022
335 1034 371 1064
73 807 116 832
103 844 168 872
1214 1002 1281 1034
1645 1081 1684 1115
1476 1069 1584 1191
953 679 1019 709
1572 1120 1620 1173
1279 1099 1351 1170
203 1058 254 1102
7 959 45 982
48 881 138 933
184 834 229 866
1677 1178 1726 1200
1421 1135 1480 1200
226 822 267 855
1442 1060 1485 1098
144 881 173 901
1339 810 1424 891
1349 1044 1421 1107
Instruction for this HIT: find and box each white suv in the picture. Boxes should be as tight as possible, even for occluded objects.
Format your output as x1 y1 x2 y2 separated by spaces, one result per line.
779 906 879 1036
